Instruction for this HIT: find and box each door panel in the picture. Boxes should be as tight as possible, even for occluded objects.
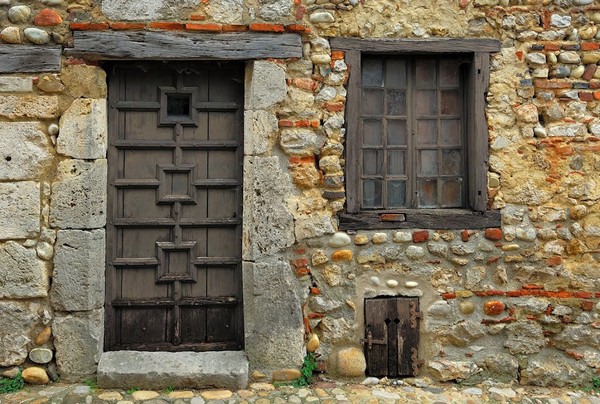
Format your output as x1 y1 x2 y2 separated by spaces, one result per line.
106 62 244 351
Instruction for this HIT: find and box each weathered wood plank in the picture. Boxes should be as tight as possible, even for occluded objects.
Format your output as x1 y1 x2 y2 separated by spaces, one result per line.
330 38 501 53
66 31 303 60
0 45 61 73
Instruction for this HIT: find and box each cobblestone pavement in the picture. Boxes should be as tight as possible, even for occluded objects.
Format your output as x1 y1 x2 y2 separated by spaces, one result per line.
2 378 600 404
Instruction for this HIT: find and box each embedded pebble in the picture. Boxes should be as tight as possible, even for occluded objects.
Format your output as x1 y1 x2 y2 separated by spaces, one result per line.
1 26 21 43
393 231 412 242
48 123 59 136
309 11 335 23
24 27 50 44
8 5 31 23
386 279 399 288
22 367 49 384
371 232 388 244
28 347 53 364
328 231 351 247
405 281 418 288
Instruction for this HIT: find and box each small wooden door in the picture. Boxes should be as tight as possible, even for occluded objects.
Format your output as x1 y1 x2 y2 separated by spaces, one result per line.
105 61 244 351
363 297 421 377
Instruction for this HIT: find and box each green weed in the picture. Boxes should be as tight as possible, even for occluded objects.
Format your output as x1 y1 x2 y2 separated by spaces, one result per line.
0 372 25 395
126 387 140 395
83 378 98 391
162 386 175 394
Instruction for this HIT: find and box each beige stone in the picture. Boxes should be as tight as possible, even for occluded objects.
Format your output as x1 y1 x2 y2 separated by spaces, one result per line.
1 26 21 43
0 182 40 240
249 382 275 391
57 99 107 159
337 347 366 377
61 65 107 99
22 367 49 384
272 368 301 381
97 392 123 401
0 96 59 119
0 241 47 298
35 327 52 345
167 391 194 399
201 389 233 399
0 122 52 181
131 391 159 400
306 333 320 353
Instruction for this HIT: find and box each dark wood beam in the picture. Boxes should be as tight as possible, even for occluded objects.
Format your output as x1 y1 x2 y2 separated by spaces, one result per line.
330 38 501 53
65 31 303 60
0 45 61 73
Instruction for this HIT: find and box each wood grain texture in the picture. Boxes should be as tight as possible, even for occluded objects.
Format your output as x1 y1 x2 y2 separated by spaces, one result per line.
330 38 501 53
67 31 303 60
0 45 61 73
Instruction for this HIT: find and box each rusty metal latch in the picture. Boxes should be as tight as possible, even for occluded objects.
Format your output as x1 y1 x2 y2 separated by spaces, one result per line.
409 302 422 329
360 329 387 350
411 347 425 376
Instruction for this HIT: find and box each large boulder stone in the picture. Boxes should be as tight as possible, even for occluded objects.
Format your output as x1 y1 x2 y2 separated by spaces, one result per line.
57 99 107 160
51 229 105 311
336 348 366 377
0 241 48 298
0 181 40 240
0 301 40 366
246 61 286 110
101 0 197 20
243 260 305 370
0 122 52 180
50 159 107 229
520 355 590 387
53 309 103 380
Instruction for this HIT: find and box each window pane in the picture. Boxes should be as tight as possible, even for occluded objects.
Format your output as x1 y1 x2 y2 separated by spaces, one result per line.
387 119 407 145
363 89 383 115
363 180 382 208
439 60 460 87
418 179 437 208
416 90 437 116
419 150 438 175
363 150 383 175
363 59 383 87
387 90 407 116
387 180 406 208
415 59 436 87
167 94 190 117
441 119 461 146
417 120 437 145
363 120 382 145
442 150 462 175
441 90 461 116
442 179 463 207
387 151 405 175
386 59 407 88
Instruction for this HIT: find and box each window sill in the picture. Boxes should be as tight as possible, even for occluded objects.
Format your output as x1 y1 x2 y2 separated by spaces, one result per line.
338 209 501 230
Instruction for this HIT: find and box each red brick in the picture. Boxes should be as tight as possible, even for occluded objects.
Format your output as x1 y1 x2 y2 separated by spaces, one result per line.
296 5 306 20
484 228 502 241
189 14 206 21
487 256 500 264
296 267 310 276
459 0 469 8
291 77 318 91
331 50 345 60
546 80 573 89
289 156 315 164
561 315 574 324
581 300 595 311
515 50 523 61
285 24 309 33
70 22 109 30
380 213 404 222
544 43 561 51
110 22 146 30
582 42 600 51
546 255 562 266
580 92 594 101
441 292 456 300
485 290 505 296
294 248 306 254
594 91 600 100
412 230 429 243
574 291 593 299
323 102 344 112
310 120 320 128
461 230 470 242
566 349 584 360
221 25 248 32
310 287 321 295
34 9 62 26
185 23 222 32
296 120 310 127
249 23 284 33
148 21 184 30
278 120 294 128
505 291 524 297
291 258 309 268
544 291 573 298
582 64 598 81
545 305 553 315
65 57 87 65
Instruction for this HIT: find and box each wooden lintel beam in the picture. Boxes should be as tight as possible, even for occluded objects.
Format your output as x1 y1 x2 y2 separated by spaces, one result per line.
330 37 501 53
0 45 61 73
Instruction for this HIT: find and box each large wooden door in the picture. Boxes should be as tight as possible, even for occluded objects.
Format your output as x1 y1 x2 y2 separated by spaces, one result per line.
106 62 244 351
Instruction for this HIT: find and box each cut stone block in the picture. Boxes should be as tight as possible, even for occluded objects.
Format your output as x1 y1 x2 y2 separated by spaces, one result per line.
0 301 40 366
57 99 107 159
0 122 52 181
97 351 248 390
0 77 33 92
101 0 197 20
0 181 40 240
0 95 59 119
0 241 48 298
245 61 286 110
51 229 105 311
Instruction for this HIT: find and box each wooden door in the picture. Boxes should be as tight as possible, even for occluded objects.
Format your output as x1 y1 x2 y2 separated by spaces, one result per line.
106 62 244 351
363 297 421 377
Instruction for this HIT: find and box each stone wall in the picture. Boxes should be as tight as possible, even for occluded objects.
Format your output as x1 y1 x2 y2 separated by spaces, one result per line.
0 0 599 387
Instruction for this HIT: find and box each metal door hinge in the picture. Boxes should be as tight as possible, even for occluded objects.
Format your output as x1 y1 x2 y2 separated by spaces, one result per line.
411 347 425 376
360 329 387 350
409 302 422 329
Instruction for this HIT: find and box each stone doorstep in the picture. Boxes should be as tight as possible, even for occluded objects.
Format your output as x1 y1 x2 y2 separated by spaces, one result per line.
96 350 248 390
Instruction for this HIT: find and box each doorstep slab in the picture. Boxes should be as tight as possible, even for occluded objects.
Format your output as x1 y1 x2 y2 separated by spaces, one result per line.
97 351 248 390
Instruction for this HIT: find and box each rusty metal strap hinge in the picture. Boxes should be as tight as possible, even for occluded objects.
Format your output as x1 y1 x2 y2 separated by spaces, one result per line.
360 330 386 350
409 302 422 329
411 347 425 376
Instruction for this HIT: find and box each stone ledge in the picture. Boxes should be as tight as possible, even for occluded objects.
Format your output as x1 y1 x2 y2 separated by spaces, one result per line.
97 351 248 390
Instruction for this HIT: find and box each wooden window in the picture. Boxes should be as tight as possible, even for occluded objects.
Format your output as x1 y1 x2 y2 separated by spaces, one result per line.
332 38 502 230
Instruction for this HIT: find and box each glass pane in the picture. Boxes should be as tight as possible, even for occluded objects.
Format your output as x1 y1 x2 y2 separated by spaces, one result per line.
387 180 406 208
442 150 462 175
387 90 407 116
387 151 405 175
363 180 382 208
363 120 382 145
419 150 438 175
167 94 190 117
387 119 407 145
442 179 463 207
363 150 383 175
362 59 383 87
417 120 437 145
418 179 437 208
416 90 437 116
386 59 407 88
415 59 436 87
362 89 383 115
441 119 461 145
439 59 460 87
441 90 461 116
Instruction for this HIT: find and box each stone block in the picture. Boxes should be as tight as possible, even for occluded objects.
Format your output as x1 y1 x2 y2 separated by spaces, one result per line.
0 95 59 119
97 351 248 389
428 360 481 382
0 301 40 366
61 65 107 99
207 0 243 23
53 309 103 380
337 348 366 377
0 181 40 240
520 355 589 387
242 156 294 260
51 229 105 311
101 0 197 20
0 77 33 92
280 128 324 156
258 0 292 21
243 260 305 370
50 159 107 229
244 109 278 155
57 99 107 159
0 241 47 298
0 122 52 180
245 61 286 110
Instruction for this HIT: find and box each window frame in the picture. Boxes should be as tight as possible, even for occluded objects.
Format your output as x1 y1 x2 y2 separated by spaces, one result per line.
331 38 502 230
